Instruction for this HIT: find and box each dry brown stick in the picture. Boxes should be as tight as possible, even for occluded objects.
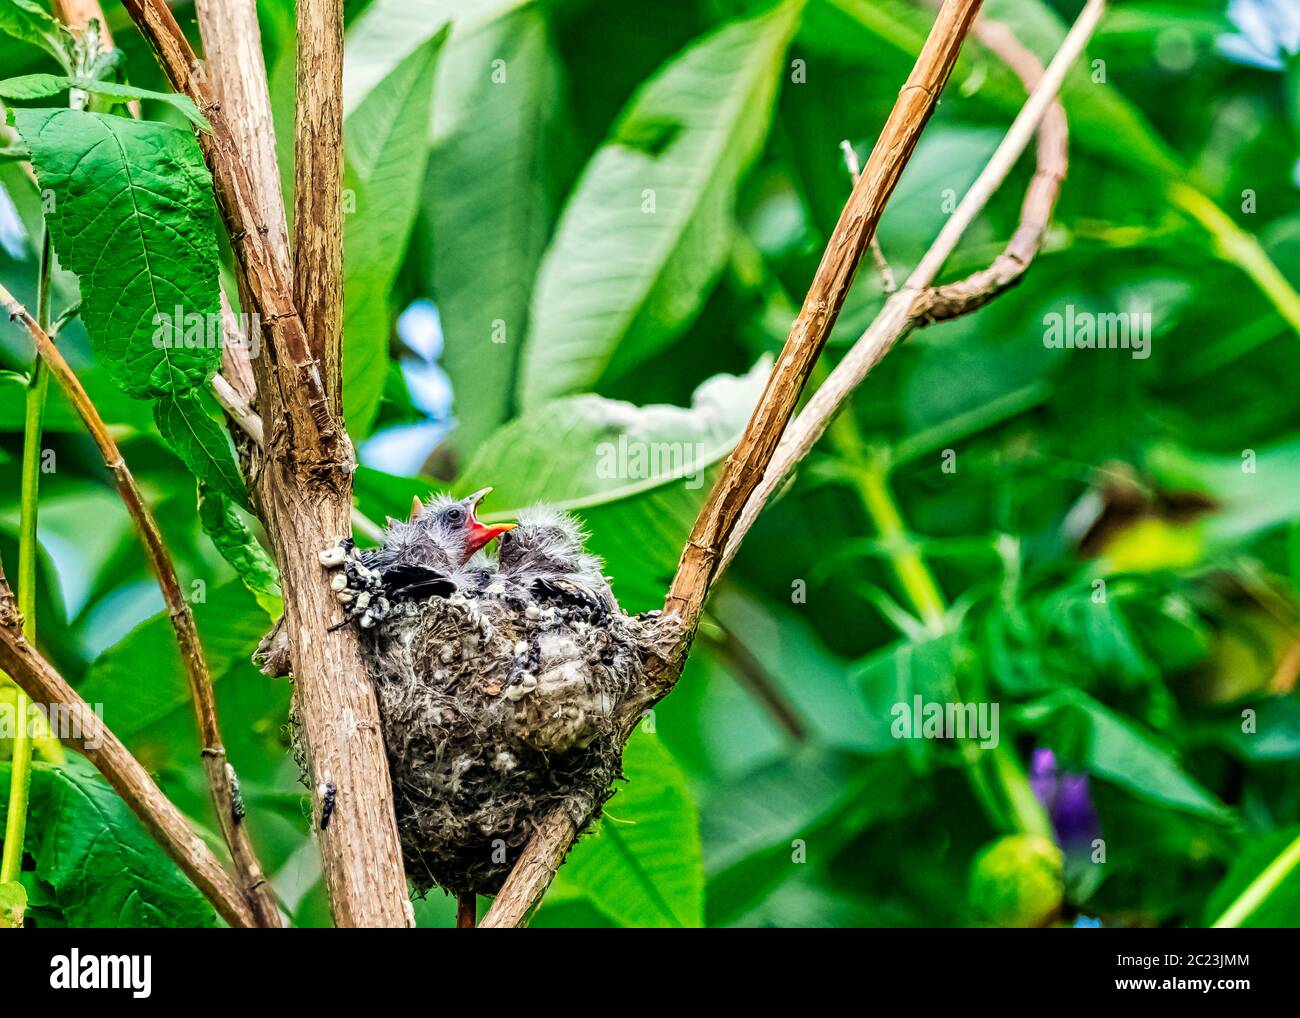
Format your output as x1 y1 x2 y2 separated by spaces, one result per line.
122 0 412 926
480 0 987 930
0 560 255 928
193 0 291 415
119 0 340 467
293 0 346 408
479 810 577 929
718 0 1099 575
662 0 985 635
0 284 282 927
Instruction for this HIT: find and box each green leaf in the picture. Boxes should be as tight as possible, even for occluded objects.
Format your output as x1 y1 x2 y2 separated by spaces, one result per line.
1016 689 1232 822
153 390 248 508
0 756 216 927
13 109 223 399
0 880 26 928
701 751 914 926
457 358 770 610
341 26 448 435
77 581 272 739
197 486 281 599
551 732 704 928
341 0 526 117
1205 828 1300 928
0 0 72 71
428 6 566 456
517 2 801 406
0 74 210 131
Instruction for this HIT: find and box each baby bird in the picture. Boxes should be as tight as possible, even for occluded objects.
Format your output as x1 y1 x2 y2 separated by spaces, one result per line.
322 487 515 630
493 506 617 619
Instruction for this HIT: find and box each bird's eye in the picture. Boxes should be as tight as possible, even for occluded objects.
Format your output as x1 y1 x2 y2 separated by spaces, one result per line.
445 506 464 524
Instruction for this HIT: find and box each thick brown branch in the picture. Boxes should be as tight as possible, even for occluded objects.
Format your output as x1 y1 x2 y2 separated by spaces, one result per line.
122 0 412 926
0 561 254 927
1 284 280 926
478 810 576 929
293 0 346 407
663 0 985 634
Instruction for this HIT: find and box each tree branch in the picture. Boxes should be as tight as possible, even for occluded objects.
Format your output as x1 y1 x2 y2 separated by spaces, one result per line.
0 554 254 928
718 0 1099 576
483 0 1105 929
0 284 281 927
662 0 986 635
481 0 989 928
120 0 413 926
293 0 346 407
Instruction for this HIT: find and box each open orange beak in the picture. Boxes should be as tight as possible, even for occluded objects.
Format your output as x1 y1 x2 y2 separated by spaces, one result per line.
464 487 515 554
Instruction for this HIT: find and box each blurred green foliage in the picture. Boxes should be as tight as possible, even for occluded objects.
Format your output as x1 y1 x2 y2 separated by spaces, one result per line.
1 0 1299 927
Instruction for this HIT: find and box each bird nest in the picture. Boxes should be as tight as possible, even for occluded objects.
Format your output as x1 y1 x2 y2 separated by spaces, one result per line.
265 502 676 898
362 584 653 896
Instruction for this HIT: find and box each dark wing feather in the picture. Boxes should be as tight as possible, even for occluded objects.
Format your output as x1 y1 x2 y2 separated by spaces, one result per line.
380 563 457 602
531 577 608 618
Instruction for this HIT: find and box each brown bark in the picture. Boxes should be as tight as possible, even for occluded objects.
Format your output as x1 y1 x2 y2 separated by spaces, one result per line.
119 0 412 927
293 0 346 408
662 0 986 635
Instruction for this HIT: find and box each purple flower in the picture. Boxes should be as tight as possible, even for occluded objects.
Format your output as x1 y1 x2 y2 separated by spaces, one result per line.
1030 748 1100 852
1218 0 1300 71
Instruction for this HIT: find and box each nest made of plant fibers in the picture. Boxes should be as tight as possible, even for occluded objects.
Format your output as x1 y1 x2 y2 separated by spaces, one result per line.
356 588 653 897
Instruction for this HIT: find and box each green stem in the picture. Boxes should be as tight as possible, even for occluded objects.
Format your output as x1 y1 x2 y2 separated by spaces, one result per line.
1168 182 1300 340
823 399 1051 839
1 231 52 889
1211 832 1300 929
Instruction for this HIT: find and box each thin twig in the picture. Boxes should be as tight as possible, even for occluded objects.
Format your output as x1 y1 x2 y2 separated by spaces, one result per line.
663 0 986 636
840 139 896 294
483 0 988 928
0 283 281 928
718 0 1098 576
705 627 808 743
0 556 255 928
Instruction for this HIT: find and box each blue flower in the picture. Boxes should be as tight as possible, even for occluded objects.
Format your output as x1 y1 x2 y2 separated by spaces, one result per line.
1218 0 1300 71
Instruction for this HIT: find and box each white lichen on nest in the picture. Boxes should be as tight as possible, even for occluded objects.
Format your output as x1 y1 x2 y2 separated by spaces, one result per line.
360 582 652 896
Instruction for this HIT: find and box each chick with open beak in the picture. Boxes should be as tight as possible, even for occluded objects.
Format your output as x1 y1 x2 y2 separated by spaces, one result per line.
318 487 515 631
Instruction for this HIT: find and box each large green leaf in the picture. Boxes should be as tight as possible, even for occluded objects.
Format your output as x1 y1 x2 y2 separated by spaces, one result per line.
0 756 216 927
13 109 223 398
153 390 247 508
341 0 527 118
457 358 770 610
341 27 448 435
701 751 913 926
1017 689 1232 822
517 2 801 406
0 0 72 71
0 74 210 131
550 732 704 928
428 6 565 456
